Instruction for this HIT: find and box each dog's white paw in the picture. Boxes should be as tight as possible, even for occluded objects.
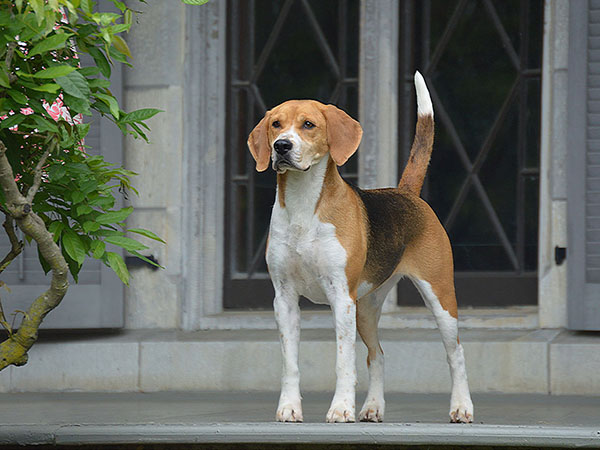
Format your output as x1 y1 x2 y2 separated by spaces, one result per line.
326 403 355 423
358 400 384 422
449 402 473 423
276 404 303 422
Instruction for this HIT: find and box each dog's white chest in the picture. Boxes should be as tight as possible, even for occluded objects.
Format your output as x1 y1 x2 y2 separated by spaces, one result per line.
266 157 348 304
267 210 347 304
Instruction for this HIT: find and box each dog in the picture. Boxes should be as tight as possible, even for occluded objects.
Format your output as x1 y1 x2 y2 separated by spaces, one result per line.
247 71 474 424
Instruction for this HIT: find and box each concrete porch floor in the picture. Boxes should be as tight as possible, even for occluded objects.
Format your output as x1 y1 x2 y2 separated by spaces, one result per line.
0 392 599 447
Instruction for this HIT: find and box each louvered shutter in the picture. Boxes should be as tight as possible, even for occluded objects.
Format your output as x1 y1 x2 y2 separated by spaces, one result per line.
0 1 124 329
567 0 600 330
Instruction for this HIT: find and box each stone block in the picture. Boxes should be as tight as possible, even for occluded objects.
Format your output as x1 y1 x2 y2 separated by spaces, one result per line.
124 0 185 87
550 331 600 394
140 340 281 391
10 339 139 392
125 208 181 329
0 368 10 393
124 86 183 209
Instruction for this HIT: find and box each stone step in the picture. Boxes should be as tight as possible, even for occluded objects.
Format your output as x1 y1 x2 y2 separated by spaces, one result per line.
1 329 598 395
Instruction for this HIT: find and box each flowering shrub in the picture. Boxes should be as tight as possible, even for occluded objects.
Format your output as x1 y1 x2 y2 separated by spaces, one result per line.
0 0 163 369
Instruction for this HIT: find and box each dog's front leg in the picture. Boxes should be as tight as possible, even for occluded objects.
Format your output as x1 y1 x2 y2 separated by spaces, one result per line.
273 288 303 422
326 291 357 423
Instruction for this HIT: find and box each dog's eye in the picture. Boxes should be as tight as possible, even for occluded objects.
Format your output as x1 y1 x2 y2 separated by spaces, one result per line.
272 120 281 128
303 121 315 129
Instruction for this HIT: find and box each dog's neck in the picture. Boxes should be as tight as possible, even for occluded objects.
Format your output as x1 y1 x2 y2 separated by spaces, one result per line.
275 154 341 225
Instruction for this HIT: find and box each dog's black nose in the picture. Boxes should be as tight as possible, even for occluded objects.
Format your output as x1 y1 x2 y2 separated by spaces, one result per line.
274 139 293 155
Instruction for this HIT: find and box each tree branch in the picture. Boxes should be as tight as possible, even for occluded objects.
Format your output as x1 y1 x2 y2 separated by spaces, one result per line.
4 42 17 84
0 214 23 274
0 139 69 370
26 142 54 204
0 141 28 217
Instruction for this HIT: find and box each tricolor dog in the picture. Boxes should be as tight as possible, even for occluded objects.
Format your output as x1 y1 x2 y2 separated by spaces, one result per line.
247 72 474 424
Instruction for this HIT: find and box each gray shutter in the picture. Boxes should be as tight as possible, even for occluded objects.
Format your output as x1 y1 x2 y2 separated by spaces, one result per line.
0 1 124 329
567 0 600 330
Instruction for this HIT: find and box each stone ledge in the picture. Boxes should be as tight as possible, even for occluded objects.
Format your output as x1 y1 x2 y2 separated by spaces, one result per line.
0 423 593 447
1 391 600 447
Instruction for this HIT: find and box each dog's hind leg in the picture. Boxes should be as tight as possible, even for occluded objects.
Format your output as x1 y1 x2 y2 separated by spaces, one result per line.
357 295 385 422
410 275 474 423
397 205 474 423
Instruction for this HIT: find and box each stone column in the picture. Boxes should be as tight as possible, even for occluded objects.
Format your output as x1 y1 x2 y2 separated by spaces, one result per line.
181 0 228 328
359 0 399 312
538 0 569 328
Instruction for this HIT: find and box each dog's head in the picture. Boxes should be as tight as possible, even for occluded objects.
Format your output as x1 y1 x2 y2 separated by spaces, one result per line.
247 100 363 173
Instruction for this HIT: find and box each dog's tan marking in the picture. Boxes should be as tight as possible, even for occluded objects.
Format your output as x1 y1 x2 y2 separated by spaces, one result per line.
398 115 434 195
277 173 287 208
316 158 367 300
395 195 458 318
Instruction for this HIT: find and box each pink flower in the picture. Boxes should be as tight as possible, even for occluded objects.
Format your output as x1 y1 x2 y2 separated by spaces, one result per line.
20 107 34 115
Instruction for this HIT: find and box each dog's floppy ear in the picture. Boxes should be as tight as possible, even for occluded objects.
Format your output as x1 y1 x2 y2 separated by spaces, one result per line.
322 104 363 166
247 113 271 172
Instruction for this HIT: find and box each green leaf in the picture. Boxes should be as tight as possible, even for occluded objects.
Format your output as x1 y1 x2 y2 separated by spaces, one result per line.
71 191 85 203
109 23 130 34
88 196 114 209
88 78 111 89
29 0 45 24
75 122 91 139
91 240 105 258
48 221 65 241
94 92 119 119
131 251 163 269
32 83 60 93
7 90 28 104
111 35 131 58
88 47 111 78
96 206 133 224
79 178 98 194
48 164 66 181
124 9 132 27
106 251 129 285
62 93 91 115
63 249 81 282
28 33 73 57
181 0 210 4
110 0 127 12
121 108 162 123
81 0 93 14
83 221 100 233
62 229 87 265
30 114 59 132
105 235 148 252
76 205 93 215
0 69 10 88
91 229 123 237
56 71 90 99
128 228 165 243
0 114 25 129
33 65 77 79
78 66 101 77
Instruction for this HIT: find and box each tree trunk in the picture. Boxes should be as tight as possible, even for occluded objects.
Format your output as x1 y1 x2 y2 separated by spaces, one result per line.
0 140 69 370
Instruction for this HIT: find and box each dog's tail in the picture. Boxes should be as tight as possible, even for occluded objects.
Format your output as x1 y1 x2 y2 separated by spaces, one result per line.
398 71 434 196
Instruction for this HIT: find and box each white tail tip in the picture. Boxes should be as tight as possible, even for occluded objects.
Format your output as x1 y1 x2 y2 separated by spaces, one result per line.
414 71 433 118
